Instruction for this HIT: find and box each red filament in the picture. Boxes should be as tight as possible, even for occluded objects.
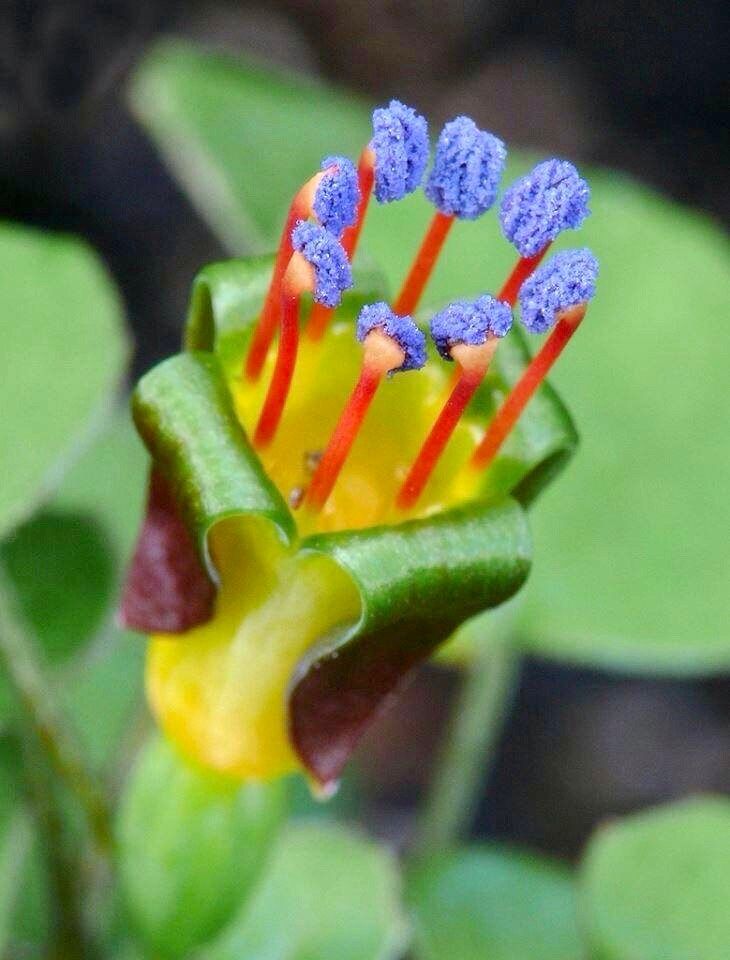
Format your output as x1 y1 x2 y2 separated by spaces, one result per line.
253 255 314 448
307 147 375 343
246 173 324 381
393 211 454 317
303 330 405 512
397 340 498 510
471 304 586 470
496 244 551 308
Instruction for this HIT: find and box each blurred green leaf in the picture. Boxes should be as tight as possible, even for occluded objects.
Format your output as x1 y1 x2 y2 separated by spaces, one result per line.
117 735 286 959
0 414 148 762
408 846 581 960
61 635 145 772
0 810 34 952
201 822 408 960
0 222 128 540
580 796 730 960
1 512 114 665
0 737 48 954
130 42 369 252
130 44 730 674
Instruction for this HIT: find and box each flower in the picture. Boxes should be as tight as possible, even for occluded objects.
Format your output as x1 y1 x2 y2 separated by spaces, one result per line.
121 103 596 788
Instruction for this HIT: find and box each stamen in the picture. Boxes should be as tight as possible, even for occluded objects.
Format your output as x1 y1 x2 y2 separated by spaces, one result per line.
471 248 599 470
246 157 358 380
397 296 512 510
245 170 325 381
496 158 591 306
307 97 428 343
303 303 426 512
253 222 352 447
307 147 377 342
394 117 506 316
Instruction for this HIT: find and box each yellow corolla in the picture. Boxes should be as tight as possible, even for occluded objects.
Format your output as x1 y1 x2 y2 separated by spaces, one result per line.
145 324 483 782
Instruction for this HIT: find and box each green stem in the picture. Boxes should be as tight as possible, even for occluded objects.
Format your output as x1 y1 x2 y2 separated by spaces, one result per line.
20 731 90 959
0 572 113 856
415 612 521 854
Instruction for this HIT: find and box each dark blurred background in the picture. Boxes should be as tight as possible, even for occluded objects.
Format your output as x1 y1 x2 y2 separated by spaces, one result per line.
1 0 728 860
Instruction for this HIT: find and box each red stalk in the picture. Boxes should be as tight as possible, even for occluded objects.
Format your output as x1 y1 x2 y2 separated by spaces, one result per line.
397 339 498 510
342 146 376 260
303 330 405 512
245 172 324 381
253 255 314 448
470 304 586 470
307 147 375 343
393 211 454 317
497 243 551 307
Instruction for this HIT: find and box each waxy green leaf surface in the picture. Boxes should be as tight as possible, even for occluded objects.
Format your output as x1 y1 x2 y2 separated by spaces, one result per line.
200 823 408 960
118 735 286 958
132 41 730 674
408 846 581 960
580 797 730 960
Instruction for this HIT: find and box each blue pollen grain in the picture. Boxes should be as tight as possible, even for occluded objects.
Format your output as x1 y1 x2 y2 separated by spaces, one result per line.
291 221 353 308
499 159 590 258
519 248 599 334
356 302 427 372
425 116 506 220
371 100 429 204
430 296 513 361
313 155 360 236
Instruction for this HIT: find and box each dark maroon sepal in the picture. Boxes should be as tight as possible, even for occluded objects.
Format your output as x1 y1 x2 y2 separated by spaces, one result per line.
119 470 216 634
289 627 440 787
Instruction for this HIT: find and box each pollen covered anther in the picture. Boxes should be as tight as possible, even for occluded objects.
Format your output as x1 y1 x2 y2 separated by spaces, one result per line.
394 116 507 317
397 296 512 510
303 303 426 512
247 157 358 380
308 98 428 343
496 158 591 307
471 248 598 470
254 223 352 448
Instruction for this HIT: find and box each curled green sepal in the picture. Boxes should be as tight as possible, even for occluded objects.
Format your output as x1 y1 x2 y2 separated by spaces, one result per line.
293 499 531 784
184 254 388 370
131 351 295 579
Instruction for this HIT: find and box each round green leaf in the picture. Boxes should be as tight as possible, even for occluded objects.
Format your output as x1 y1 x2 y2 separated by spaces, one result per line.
201 823 408 960
0 512 114 664
408 846 581 960
117 735 286 958
580 796 730 960
0 222 128 540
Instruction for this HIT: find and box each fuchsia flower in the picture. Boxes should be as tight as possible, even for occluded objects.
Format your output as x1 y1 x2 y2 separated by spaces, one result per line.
121 101 597 788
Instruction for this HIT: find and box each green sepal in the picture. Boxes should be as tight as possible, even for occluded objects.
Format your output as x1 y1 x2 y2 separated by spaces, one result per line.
304 500 530 641
131 351 295 577
292 501 530 782
184 253 389 374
